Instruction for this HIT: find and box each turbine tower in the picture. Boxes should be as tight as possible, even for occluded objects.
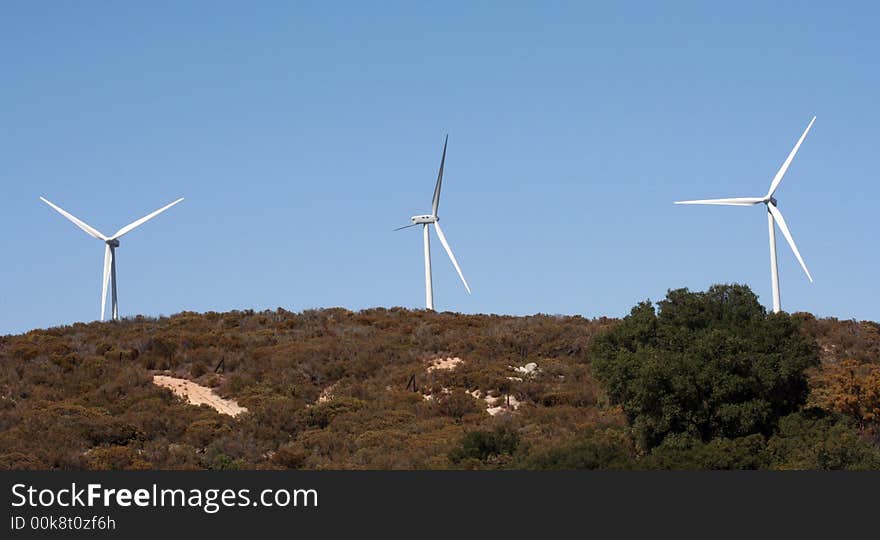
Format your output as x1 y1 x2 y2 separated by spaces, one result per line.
40 196 184 321
396 135 471 310
675 117 816 313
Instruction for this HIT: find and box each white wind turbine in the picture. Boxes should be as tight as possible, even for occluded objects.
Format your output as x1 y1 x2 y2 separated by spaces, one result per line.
675 117 816 313
395 135 471 310
40 196 184 321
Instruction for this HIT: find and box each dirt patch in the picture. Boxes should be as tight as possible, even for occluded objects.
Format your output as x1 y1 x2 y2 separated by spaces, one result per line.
427 357 464 372
318 383 336 404
485 393 521 416
152 375 247 417
511 362 540 377
466 389 521 416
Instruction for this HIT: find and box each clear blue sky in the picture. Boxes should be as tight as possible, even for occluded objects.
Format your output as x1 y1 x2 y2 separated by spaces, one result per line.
1 2 877 334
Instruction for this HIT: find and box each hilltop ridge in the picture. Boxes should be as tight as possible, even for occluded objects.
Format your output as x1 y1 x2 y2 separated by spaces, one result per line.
1 289 879 470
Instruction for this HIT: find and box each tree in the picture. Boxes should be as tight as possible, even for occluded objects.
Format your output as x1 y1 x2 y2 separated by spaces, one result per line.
591 284 819 450
807 359 880 427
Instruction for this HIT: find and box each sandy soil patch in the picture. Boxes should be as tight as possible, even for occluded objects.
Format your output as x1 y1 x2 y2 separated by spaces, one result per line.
465 389 522 416
427 357 464 372
152 375 247 417
318 383 336 404
512 362 540 376
421 386 520 415
485 393 521 416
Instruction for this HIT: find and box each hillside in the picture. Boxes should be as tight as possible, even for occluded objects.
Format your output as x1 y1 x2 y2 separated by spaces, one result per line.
1 286 879 470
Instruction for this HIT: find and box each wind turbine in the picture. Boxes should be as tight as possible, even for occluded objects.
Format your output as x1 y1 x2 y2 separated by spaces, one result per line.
40 196 184 321
675 117 816 313
395 135 471 310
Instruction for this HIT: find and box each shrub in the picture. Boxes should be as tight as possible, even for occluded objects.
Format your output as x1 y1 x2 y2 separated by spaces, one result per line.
640 433 766 470
764 411 880 470
272 443 308 469
591 285 819 450
449 424 520 463
436 390 482 422
518 428 634 470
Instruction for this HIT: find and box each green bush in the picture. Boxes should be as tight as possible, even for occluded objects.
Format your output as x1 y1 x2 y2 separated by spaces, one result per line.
764 411 880 470
449 425 520 463
591 284 819 450
640 433 767 470
518 428 634 470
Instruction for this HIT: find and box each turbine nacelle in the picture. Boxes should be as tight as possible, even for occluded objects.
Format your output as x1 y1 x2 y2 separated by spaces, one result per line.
106 239 120 248
411 215 438 224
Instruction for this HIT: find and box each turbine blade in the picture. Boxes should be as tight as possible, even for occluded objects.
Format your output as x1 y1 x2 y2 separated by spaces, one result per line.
431 135 448 217
766 116 816 198
101 244 111 321
433 221 471 294
40 197 107 240
674 197 764 206
767 202 813 282
394 223 420 231
111 198 184 239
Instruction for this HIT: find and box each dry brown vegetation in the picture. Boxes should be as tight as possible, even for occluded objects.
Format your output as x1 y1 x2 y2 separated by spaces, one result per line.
0 299 877 470
0 308 619 469
799 315 880 439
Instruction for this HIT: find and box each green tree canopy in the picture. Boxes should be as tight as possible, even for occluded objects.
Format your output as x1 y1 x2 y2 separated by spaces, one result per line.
591 284 819 449
764 411 880 470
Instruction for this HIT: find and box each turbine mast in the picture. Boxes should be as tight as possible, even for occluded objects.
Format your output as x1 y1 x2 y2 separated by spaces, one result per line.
767 210 781 313
110 245 119 321
423 224 433 310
